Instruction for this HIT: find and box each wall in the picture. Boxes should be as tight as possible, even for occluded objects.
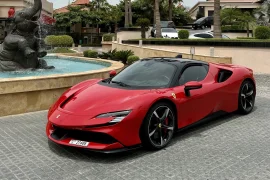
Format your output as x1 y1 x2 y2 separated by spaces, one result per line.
142 45 270 74
0 56 124 117
112 42 232 64
117 29 151 41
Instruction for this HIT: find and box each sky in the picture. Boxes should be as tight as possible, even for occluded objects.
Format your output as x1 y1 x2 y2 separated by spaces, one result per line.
48 0 204 9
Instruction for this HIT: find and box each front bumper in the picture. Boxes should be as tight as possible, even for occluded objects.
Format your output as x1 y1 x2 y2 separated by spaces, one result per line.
46 108 148 152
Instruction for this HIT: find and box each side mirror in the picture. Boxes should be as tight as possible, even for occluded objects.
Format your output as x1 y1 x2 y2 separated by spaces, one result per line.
184 81 202 97
109 70 117 78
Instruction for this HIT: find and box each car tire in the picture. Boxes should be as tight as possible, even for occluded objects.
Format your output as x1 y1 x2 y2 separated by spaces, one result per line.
140 102 176 150
238 80 256 115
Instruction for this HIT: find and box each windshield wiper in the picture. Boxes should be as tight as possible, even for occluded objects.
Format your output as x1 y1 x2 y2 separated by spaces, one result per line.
111 81 130 87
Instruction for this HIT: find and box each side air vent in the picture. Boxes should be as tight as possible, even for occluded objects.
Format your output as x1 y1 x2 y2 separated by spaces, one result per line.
218 69 233 83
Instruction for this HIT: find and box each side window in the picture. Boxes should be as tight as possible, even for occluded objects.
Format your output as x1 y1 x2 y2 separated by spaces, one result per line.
179 65 208 85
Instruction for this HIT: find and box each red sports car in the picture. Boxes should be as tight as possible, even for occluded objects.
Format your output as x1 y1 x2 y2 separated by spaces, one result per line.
46 57 256 153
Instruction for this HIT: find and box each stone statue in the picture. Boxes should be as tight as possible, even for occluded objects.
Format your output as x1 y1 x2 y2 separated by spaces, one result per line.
0 0 54 71
254 0 270 26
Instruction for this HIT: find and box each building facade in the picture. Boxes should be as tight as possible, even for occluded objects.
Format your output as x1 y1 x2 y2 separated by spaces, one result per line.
189 0 262 20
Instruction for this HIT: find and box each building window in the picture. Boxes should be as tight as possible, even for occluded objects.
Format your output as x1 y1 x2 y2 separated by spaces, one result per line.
208 11 214 17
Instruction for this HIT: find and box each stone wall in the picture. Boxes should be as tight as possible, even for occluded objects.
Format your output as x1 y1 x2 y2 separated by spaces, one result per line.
111 42 232 64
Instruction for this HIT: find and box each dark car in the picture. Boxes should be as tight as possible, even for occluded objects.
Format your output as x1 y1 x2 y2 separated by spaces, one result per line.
151 21 176 37
192 16 213 30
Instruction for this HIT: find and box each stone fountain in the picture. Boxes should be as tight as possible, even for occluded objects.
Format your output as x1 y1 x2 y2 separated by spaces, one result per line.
0 0 54 71
254 0 270 26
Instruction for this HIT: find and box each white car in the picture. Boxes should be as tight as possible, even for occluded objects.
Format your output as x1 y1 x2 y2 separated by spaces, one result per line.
161 28 178 39
189 32 230 39
153 28 178 39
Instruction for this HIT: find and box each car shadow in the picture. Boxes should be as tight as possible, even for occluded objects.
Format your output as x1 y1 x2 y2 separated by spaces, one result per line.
47 106 258 163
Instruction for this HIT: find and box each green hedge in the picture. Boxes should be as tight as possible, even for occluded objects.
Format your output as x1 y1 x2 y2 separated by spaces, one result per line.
103 33 116 41
83 50 98 58
122 39 270 48
178 30 189 39
255 26 270 39
127 55 140 65
45 35 74 47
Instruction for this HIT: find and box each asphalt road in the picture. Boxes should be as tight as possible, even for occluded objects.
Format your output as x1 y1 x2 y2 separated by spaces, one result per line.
0 74 270 180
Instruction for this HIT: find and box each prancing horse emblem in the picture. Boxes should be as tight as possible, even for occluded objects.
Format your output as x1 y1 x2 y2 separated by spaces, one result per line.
56 115 60 118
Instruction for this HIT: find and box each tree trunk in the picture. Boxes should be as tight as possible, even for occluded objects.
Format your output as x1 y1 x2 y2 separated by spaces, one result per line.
124 0 129 27
155 0 161 38
128 0 132 26
153 2 156 25
213 0 222 38
169 0 173 21
247 22 249 37
141 27 146 39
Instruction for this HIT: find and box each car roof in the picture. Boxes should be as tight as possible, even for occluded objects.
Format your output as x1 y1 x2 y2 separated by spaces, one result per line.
140 57 209 67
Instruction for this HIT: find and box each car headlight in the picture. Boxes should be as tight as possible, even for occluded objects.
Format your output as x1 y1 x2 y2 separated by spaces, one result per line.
96 110 131 123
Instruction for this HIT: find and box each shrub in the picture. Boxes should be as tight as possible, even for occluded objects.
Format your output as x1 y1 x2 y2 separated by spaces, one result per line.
255 26 270 39
98 49 117 59
178 30 189 39
45 35 74 47
113 50 134 64
127 55 140 65
103 34 116 41
136 18 151 38
83 50 98 58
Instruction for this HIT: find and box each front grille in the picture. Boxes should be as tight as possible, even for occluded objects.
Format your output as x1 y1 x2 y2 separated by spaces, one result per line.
51 126 117 144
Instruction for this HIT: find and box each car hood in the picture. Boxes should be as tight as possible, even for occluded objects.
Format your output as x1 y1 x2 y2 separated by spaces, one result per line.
58 83 151 117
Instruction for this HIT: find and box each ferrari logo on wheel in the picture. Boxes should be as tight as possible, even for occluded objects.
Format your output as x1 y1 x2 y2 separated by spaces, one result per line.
172 93 176 99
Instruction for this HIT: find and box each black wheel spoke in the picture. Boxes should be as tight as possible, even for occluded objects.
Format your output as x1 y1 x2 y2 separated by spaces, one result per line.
159 128 165 146
246 90 254 97
162 124 174 131
149 127 158 137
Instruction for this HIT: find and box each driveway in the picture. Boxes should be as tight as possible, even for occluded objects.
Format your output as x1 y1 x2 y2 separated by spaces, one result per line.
0 74 270 180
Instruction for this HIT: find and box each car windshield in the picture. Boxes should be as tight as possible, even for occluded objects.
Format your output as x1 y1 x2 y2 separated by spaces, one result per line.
111 60 177 88
195 17 206 23
162 28 177 33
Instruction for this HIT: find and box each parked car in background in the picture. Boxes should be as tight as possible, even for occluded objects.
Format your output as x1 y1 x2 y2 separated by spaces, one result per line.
151 21 176 37
189 32 230 39
192 16 213 30
161 28 178 39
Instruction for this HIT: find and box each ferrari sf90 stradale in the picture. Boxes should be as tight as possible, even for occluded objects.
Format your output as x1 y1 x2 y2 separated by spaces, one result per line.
46 57 256 153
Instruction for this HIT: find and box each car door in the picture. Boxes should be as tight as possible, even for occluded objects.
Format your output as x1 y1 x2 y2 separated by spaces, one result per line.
173 64 216 128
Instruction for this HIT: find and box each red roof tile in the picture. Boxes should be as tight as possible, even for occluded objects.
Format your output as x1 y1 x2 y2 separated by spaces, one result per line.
72 0 89 5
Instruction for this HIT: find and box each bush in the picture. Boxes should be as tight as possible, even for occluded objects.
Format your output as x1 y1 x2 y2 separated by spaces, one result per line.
237 37 255 39
98 49 117 59
45 35 74 47
83 50 98 58
113 50 134 64
178 30 189 39
221 25 244 31
103 34 116 41
255 26 270 39
127 55 140 65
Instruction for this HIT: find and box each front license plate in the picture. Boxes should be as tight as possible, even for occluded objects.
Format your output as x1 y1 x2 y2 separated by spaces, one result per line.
69 140 89 147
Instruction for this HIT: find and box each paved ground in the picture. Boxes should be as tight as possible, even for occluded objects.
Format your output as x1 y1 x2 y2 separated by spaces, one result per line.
1 74 270 180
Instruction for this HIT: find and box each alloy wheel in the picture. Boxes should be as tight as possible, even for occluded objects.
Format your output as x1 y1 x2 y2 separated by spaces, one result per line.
240 82 255 112
148 106 175 148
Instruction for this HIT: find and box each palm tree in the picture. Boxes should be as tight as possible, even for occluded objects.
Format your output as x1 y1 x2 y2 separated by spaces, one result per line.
125 0 129 27
155 0 161 38
213 0 222 38
128 0 133 26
